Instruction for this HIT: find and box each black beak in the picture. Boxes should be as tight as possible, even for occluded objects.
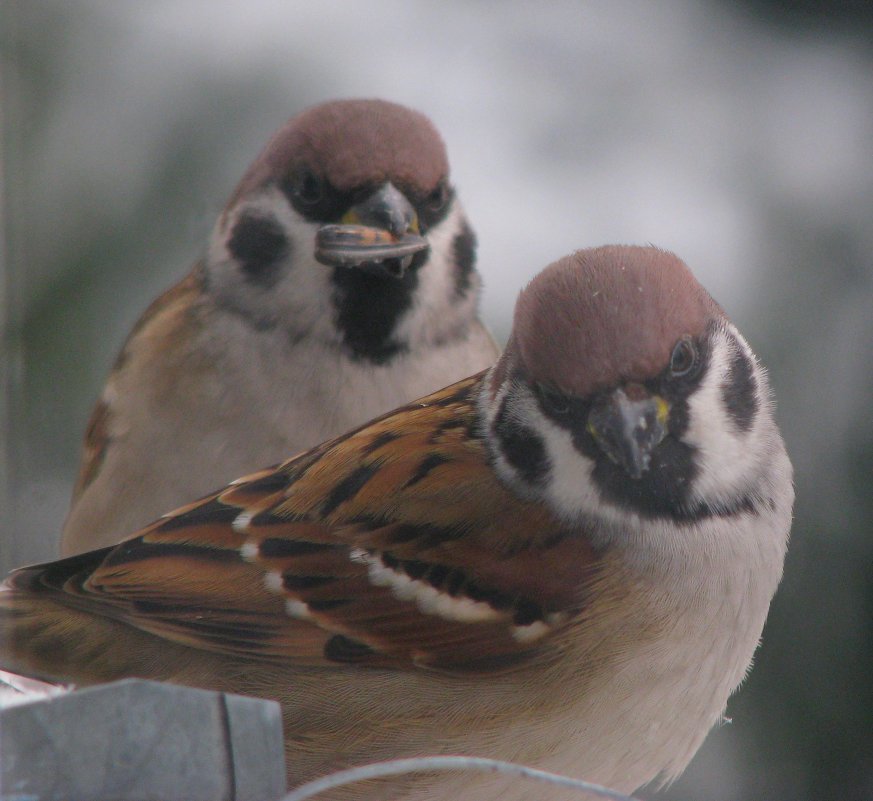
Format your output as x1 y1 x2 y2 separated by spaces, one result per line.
587 385 669 480
315 183 429 278
348 182 417 237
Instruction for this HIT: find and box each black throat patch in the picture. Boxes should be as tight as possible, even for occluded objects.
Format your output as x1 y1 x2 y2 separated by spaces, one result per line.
330 249 428 364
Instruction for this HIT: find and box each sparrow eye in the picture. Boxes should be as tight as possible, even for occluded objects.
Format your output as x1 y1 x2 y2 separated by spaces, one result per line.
535 382 570 416
293 169 323 205
425 180 449 212
669 337 700 379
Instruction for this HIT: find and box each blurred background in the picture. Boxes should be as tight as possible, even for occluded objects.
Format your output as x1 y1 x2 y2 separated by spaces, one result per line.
1 1 871 799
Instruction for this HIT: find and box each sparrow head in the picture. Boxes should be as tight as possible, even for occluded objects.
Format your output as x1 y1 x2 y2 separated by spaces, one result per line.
204 99 481 363
484 245 787 526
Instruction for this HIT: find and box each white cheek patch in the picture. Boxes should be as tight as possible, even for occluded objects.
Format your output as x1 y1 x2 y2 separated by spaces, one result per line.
207 187 339 343
538 410 600 523
482 380 633 529
685 326 768 508
480 373 522 491
495 382 602 523
350 547 503 624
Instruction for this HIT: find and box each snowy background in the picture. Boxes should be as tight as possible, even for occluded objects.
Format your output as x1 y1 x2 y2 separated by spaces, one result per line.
2 2 872 799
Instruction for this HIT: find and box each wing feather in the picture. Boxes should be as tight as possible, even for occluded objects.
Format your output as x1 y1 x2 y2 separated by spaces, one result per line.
10 374 602 672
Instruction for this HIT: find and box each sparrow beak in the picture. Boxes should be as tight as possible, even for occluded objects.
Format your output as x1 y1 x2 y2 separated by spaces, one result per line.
315 183 429 278
587 384 670 480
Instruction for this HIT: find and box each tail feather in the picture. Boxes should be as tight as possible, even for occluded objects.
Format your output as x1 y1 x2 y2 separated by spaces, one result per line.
6 546 115 595
0 546 162 684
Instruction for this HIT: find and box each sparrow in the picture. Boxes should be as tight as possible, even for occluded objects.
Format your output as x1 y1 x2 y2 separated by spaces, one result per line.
60 98 498 556
2 246 793 800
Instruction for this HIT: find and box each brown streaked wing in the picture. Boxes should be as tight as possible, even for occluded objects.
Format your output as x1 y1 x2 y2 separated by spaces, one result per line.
69 269 205 501
13 373 601 672
69 398 113 501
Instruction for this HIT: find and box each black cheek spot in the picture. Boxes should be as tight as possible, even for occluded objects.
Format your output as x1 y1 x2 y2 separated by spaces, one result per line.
227 213 290 288
493 396 550 486
722 346 758 432
452 219 477 299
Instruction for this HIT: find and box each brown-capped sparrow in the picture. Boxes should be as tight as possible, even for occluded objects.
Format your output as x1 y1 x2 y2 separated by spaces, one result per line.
60 98 498 556
3 246 792 800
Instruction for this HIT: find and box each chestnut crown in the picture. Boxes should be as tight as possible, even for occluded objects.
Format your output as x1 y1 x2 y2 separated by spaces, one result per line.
512 246 722 398
229 98 450 207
